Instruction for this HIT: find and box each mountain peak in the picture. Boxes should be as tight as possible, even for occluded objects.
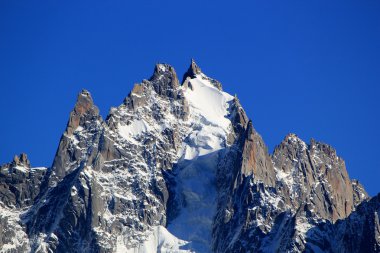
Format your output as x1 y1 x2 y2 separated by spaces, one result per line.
182 59 202 83
276 133 308 152
182 59 223 91
284 133 306 145
11 153 30 168
74 89 96 114
65 89 100 135
149 63 180 97
285 132 300 140
153 63 174 75
151 63 178 82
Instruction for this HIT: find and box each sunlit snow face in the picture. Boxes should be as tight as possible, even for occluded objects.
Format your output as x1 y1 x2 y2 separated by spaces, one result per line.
181 74 233 160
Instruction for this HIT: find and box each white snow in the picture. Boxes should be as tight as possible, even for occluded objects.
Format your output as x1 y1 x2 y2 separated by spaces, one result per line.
118 119 151 139
13 166 28 173
71 186 78 197
157 64 166 72
167 153 220 252
180 74 233 160
183 75 232 130
124 226 190 253
31 167 47 171
295 221 312 234
75 126 84 132
0 207 31 252
275 167 295 186
152 75 235 252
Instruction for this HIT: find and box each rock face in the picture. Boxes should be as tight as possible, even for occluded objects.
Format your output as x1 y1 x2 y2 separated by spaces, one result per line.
272 135 363 222
0 154 47 252
307 193 380 253
0 154 46 209
212 133 371 253
0 60 378 253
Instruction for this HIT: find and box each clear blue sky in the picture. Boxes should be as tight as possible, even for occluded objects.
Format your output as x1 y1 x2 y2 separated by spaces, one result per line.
1 0 379 195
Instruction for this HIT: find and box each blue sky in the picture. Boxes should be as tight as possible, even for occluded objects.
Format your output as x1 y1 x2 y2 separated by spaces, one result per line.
0 0 379 195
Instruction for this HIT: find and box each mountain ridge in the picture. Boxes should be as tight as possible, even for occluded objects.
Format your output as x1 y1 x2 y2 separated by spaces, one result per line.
0 60 378 253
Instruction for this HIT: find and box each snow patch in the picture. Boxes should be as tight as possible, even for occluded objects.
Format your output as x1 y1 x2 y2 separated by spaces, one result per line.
118 120 151 139
124 226 190 253
13 166 29 173
157 64 166 72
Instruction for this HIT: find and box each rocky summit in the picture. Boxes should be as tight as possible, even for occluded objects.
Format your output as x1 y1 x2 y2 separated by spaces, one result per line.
0 60 378 253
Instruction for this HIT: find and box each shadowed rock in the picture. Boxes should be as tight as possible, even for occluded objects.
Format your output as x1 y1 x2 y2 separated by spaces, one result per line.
0 154 46 208
182 58 202 82
182 59 223 90
149 63 180 98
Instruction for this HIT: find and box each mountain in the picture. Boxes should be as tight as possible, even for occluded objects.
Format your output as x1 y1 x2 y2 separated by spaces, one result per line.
0 60 378 253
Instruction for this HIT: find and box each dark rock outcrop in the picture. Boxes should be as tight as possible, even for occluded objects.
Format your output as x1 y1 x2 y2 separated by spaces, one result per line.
305 193 380 253
182 59 223 91
0 154 46 208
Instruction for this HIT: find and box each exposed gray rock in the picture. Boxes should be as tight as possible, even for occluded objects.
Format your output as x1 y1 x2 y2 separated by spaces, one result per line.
0 155 46 208
149 63 179 98
213 117 281 253
49 89 103 183
352 179 369 207
305 193 380 253
272 134 366 222
0 155 46 252
11 153 31 168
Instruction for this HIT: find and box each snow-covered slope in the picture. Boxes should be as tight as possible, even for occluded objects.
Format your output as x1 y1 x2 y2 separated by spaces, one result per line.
161 74 234 252
109 65 236 253
180 74 233 159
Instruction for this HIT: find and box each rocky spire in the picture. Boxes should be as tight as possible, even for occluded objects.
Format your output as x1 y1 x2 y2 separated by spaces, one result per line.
51 89 102 181
182 59 202 83
148 63 180 98
182 59 223 91
11 153 31 168
239 120 276 186
66 89 100 136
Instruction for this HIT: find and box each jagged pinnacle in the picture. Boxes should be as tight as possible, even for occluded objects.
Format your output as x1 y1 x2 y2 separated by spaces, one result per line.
189 58 202 75
283 133 308 148
12 153 31 168
74 89 95 115
149 63 180 97
152 63 178 82
65 89 100 135
285 133 300 140
182 59 202 83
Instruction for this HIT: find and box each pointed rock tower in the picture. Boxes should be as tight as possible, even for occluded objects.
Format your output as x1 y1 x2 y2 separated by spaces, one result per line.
50 89 103 182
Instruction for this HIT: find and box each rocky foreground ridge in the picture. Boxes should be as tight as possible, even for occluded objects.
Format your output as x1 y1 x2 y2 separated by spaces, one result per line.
0 60 378 253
